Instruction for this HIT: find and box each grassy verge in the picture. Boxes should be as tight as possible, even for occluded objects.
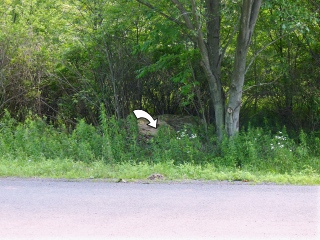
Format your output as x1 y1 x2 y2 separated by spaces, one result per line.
1 157 319 185
1 109 320 185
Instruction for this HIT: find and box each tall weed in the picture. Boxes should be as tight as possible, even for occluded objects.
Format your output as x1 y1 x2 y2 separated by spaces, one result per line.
0 110 319 175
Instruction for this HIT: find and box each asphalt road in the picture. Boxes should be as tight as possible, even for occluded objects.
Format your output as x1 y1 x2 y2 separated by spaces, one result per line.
0 178 319 240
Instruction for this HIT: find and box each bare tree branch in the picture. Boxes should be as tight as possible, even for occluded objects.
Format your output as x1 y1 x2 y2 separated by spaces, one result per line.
245 32 291 75
242 77 280 93
136 0 184 26
219 14 241 65
40 98 77 125
0 92 25 110
171 0 195 30
191 0 199 29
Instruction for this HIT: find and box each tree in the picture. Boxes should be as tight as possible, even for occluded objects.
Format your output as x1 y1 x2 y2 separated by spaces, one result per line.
225 0 262 137
237 0 320 133
136 0 262 141
0 0 66 120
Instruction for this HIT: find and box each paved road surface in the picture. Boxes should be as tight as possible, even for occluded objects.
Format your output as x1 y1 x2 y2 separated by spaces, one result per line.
0 178 319 240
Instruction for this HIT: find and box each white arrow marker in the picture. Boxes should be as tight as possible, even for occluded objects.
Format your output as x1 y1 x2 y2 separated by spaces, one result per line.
133 110 158 129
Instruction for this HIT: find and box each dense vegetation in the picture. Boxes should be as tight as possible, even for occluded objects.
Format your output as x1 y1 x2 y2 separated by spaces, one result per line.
1 108 319 181
0 0 319 181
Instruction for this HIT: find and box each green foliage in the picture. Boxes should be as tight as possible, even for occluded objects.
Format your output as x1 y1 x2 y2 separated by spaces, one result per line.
0 0 320 184
0 113 319 180
1 0 319 137
217 127 320 174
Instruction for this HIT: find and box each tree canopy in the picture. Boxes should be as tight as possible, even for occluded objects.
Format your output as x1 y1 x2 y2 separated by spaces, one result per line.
0 0 319 139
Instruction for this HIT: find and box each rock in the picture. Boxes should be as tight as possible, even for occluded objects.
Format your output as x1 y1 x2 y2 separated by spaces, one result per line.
156 114 201 131
137 114 201 139
147 173 165 180
137 118 170 138
116 178 127 183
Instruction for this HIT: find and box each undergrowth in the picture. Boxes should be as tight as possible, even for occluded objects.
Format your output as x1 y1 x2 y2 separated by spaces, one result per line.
0 108 319 182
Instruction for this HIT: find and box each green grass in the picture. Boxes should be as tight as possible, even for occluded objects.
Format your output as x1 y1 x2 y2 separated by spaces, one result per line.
0 109 320 185
1 157 319 185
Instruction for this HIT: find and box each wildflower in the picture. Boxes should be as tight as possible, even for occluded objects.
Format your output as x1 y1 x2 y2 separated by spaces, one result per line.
189 134 197 139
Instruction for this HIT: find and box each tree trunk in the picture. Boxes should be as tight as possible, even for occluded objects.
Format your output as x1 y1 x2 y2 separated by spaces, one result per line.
205 0 225 142
200 54 224 142
195 0 224 142
226 0 262 137
171 0 225 141
105 43 121 120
